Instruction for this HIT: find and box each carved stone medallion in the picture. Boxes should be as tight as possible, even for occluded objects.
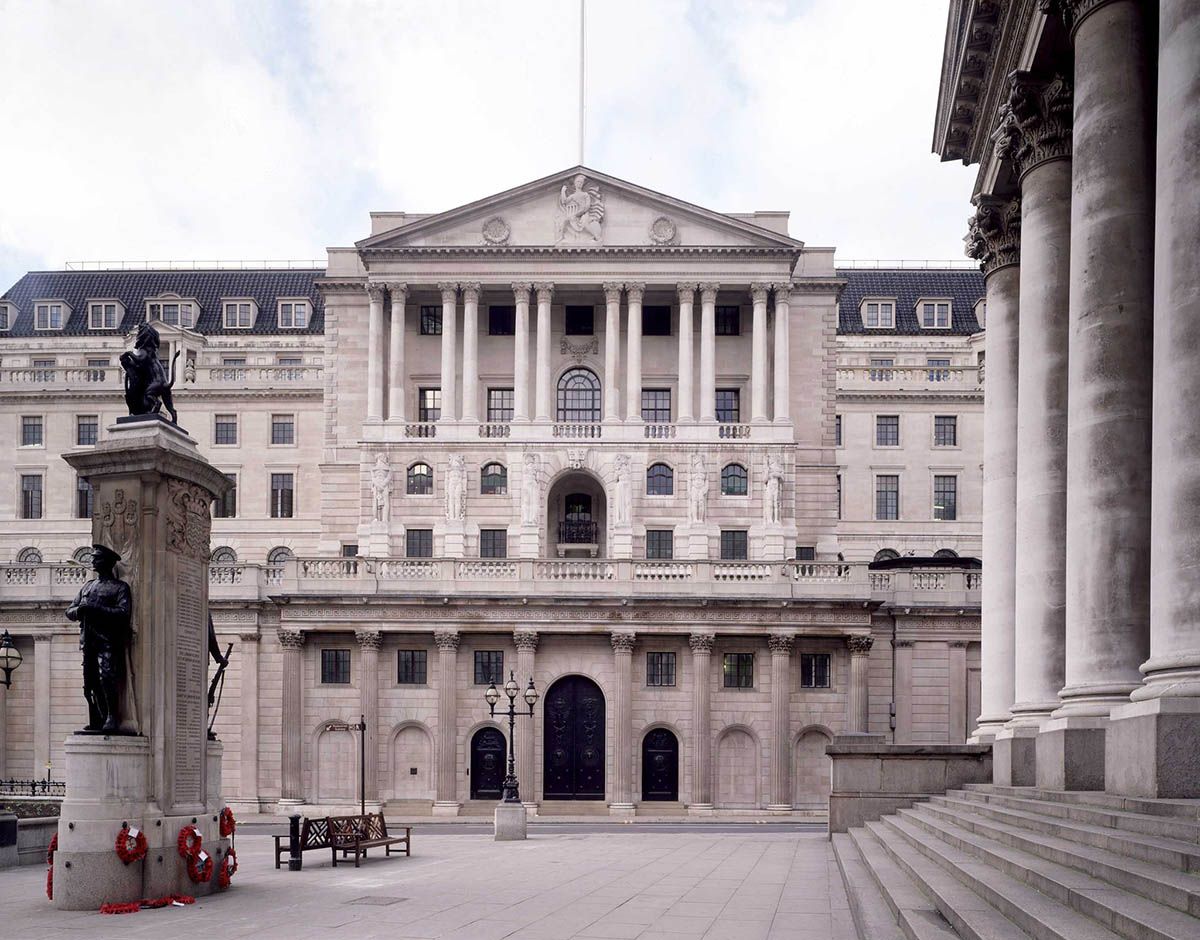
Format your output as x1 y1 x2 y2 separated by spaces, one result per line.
481 216 511 245
648 216 679 245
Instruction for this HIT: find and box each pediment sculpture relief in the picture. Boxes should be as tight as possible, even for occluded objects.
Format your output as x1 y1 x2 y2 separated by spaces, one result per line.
555 174 604 243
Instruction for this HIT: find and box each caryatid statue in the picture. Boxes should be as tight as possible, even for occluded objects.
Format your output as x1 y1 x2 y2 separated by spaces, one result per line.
445 454 467 521
371 453 393 523
613 454 632 526
763 455 784 525
688 453 708 524
521 453 541 526
65 544 132 733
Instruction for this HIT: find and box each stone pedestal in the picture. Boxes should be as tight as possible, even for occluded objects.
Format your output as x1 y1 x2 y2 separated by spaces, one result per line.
494 802 527 841
364 521 391 557
517 525 541 559
679 525 713 560
440 521 466 558
1106 698 1200 798
992 726 1037 787
609 526 633 560
751 525 789 562
1035 717 1106 791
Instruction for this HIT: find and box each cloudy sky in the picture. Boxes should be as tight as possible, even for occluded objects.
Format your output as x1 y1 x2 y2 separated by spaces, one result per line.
0 0 976 288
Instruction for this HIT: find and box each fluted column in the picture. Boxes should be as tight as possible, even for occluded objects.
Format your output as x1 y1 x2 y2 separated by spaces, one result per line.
534 283 553 422
33 633 52 778
512 283 532 422
847 635 874 734
964 195 1022 746
699 284 718 423
624 283 644 421
438 283 459 422
767 634 793 811
460 282 481 423
278 630 305 804
676 284 695 422
772 283 791 424
433 631 460 813
356 630 382 803
610 633 636 814
514 631 538 806
366 284 385 423
386 283 408 422
750 283 770 423
688 633 714 812
238 632 260 802
603 283 622 422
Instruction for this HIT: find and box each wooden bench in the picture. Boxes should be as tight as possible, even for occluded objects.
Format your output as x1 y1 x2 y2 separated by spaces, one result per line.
328 813 411 868
273 816 332 869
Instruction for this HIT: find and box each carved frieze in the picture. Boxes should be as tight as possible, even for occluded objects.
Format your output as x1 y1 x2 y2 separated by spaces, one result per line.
559 336 599 362
964 195 1022 276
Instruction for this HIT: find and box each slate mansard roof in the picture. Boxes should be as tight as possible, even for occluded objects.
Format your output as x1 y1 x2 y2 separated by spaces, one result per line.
0 269 325 337
836 268 985 335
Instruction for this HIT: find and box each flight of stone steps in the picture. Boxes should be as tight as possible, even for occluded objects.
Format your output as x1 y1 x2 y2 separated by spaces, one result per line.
833 784 1200 940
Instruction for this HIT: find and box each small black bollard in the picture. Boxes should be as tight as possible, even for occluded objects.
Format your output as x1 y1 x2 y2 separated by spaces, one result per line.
287 813 302 871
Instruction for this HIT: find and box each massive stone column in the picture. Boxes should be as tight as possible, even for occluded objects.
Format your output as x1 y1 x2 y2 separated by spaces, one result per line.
610 633 635 815
365 284 385 423
512 283 532 422
460 282 481 424
1108 0 1200 798
625 283 644 421
1047 0 1155 791
767 633 793 811
688 633 714 814
602 283 622 422
238 632 259 805
278 629 305 805
513 631 538 809
386 283 408 423
772 283 792 424
699 284 718 423
433 631 460 814
356 630 382 805
438 282 459 422
676 284 695 422
847 634 873 734
534 283 553 422
33 633 52 780
750 283 770 423
963 195 1022 761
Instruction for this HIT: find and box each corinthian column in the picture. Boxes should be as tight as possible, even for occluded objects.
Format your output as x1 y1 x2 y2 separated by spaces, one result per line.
610 633 636 814
534 283 553 422
438 283 459 422
625 283 645 421
386 283 408 422
366 284 385 423
964 195 1022 766
356 630 382 804
603 283 623 422
514 631 538 807
460 282 481 423
772 283 792 424
512 283 532 422
847 634 873 734
278 630 305 806
676 284 695 422
767 634 793 811
433 631 460 814
750 283 770 423
688 633 715 813
699 284 718 423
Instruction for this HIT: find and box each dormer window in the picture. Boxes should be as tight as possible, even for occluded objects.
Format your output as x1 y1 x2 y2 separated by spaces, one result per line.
146 296 197 329
919 299 952 329
973 298 986 329
862 299 895 329
278 299 309 329
88 301 123 330
0 303 11 330
34 301 67 330
223 300 256 329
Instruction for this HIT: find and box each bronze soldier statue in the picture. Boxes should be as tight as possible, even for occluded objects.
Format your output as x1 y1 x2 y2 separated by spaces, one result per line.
66 544 132 733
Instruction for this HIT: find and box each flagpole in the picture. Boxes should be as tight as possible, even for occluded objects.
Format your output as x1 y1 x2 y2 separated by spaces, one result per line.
579 0 586 164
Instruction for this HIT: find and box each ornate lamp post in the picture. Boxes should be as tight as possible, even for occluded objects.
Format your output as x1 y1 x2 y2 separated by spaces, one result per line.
0 630 22 688
485 671 538 803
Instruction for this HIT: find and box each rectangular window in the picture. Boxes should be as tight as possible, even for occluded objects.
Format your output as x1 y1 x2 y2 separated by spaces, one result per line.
271 414 296 445
934 415 958 447
876 475 899 521
223 302 253 329
645 529 674 560
397 650 428 685
863 301 895 329
32 358 55 380
927 357 952 382
801 653 831 689
715 389 740 423
487 388 514 423
836 474 842 521
715 304 740 336
420 305 442 335
279 301 308 329
474 650 504 685
641 388 671 423
419 388 441 422
876 415 900 447
921 301 951 329
564 305 594 335
89 302 119 329
213 473 237 519
278 356 303 366
723 652 754 689
320 649 351 684
835 414 842 447
35 303 64 330
87 358 109 368
488 305 515 335
934 475 958 521
76 414 99 446
646 652 676 687
21 416 43 446
151 302 195 329
214 414 238 446
20 474 43 519
869 357 894 381
0 305 9 330
406 528 433 558
796 546 816 561
642 305 671 336
480 529 508 558
270 473 294 518
720 530 748 560
341 543 359 558
76 477 93 519
223 357 247 367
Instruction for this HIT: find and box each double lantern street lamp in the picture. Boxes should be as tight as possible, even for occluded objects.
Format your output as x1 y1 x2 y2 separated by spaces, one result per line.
485 671 539 803
0 630 22 688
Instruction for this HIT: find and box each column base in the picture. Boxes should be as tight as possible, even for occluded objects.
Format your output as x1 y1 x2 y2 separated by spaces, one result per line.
992 726 1038 786
521 801 539 818
494 803 528 841
608 802 636 817
1035 716 1107 791
1106 697 1200 798
432 801 461 817
276 798 306 814
687 803 714 816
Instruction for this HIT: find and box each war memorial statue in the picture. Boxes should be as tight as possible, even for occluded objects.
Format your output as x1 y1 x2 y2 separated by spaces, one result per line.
65 544 132 733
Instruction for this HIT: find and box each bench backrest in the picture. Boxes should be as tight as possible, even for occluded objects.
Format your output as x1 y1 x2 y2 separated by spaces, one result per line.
327 813 387 843
300 816 332 850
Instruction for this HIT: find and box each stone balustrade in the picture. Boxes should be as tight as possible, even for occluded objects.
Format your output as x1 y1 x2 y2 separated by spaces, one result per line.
357 420 795 445
0 365 323 392
204 366 321 386
836 365 982 391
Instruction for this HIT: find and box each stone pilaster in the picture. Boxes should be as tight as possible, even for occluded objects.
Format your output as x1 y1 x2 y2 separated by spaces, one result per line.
949 642 969 743
512 283 532 422
460 282 481 423
676 283 696 422
386 283 408 422
698 284 719 423
365 284 385 423
847 634 874 734
767 633 793 811
772 283 792 424
278 630 305 805
33 633 52 780
534 283 553 422
610 632 636 815
433 631 460 814
624 283 645 421
438 282 459 422
688 633 715 813
750 283 770 423
356 630 382 804
893 640 914 744
602 283 622 423
513 630 538 809
237 632 259 805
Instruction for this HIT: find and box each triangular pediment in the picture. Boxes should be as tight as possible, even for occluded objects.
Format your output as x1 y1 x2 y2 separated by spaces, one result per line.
357 166 803 252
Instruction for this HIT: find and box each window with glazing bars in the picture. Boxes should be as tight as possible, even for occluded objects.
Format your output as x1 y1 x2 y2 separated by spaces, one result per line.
801 653 831 688
646 652 676 687
487 388 513 422
214 473 237 518
76 477 93 519
835 414 842 446
875 475 899 521
641 389 671 423
77 415 98 446
270 473 294 518
934 475 958 521
646 463 673 496
420 305 442 335
934 415 957 446
21 416 43 446
474 650 503 684
720 530 748 560
723 652 754 688
271 414 295 445
876 415 899 446
321 649 351 684
214 414 237 445
481 463 507 495
406 528 433 557
407 463 433 495
645 529 673 559
20 475 42 519
715 389 740 423
720 464 748 496
480 529 507 558
397 650 427 684
419 388 441 422
557 368 601 422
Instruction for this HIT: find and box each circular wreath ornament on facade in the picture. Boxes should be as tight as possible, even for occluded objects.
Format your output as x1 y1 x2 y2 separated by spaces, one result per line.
176 824 202 859
648 216 678 245
219 806 236 838
481 216 511 245
115 825 148 865
187 849 214 884
218 848 238 888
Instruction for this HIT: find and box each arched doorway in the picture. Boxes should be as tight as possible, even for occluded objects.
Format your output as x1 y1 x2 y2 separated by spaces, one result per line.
543 675 605 800
641 728 679 801
793 728 833 810
546 472 608 557
391 725 433 802
716 728 759 808
316 727 355 802
469 727 507 800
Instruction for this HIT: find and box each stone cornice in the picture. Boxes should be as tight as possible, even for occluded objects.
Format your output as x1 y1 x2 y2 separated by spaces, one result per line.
837 391 984 404
791 278 848 299
359 245 801 260
315 278 368 295
993 71 1073 179
965 194 1022 276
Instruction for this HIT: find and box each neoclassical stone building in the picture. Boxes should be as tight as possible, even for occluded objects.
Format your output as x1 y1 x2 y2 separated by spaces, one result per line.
0 168 985 815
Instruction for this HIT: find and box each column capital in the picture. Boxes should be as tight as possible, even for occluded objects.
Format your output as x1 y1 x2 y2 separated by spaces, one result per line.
602 282 624 303
355 630 383 652
965 194 1022 277
676 282 698 300
533 282 554 302
513 630 539 652
894 639 914 649
511 282 532 303
699 282 720 303
611 632 636 654
1039 0 1117 38
750 283 771 304
237 631 261 644
624 282 645 302
277 629 305 650
949 640 970 649
434 630 460 652
460 282 482 302
437 282 459 303
689 633 715 654
772 281 793 298
383 282 408 302
365 283 386 304
767 633 794 655
847 634 875 656
993 71 1073 179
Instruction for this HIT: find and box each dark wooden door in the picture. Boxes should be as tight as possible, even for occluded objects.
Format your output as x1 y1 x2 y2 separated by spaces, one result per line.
543 675 606 800
641 728 679 801
470 727 506 800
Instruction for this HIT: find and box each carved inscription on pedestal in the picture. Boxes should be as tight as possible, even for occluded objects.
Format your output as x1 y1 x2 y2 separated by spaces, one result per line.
173 565 205 805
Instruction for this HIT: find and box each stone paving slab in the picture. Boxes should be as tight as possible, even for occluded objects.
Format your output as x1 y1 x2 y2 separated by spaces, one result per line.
0 830 857 940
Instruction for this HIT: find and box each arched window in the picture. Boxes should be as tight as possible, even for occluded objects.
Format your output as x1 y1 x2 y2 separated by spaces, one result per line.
720 463 748 496
16 547 43 564
481 463 507 496
211 546 238 564
933 548 959 558
407 462 433 495
72 546 93 564
646 463 674 496
267 546 294 564
873 548 900 562
557 368 601 423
